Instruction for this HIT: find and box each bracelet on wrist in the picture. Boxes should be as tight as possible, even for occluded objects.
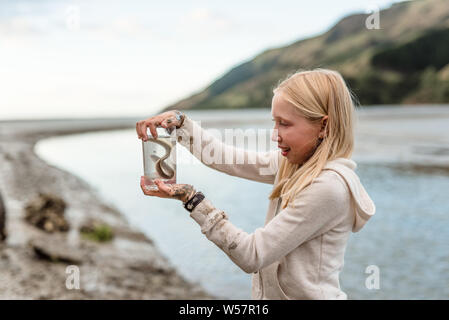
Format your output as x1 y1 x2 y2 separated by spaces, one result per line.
182 190 195 204
183 192 205 212
175 110 186 129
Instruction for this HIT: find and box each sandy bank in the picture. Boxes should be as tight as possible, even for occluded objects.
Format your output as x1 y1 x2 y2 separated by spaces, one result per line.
0 118 216 299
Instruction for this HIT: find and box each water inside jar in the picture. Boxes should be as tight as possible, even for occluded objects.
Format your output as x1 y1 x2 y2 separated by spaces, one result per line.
142 127 176 190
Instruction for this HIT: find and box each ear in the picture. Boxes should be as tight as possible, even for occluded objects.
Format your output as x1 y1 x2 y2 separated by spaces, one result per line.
319 116 328 138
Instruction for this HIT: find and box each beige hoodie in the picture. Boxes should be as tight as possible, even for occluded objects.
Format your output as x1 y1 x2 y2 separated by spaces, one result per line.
176 116 376 300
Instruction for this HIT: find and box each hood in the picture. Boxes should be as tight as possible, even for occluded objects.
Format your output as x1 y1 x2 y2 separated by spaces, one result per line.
323 158 375 232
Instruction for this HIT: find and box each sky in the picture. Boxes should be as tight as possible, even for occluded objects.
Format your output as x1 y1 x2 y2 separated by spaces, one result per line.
0 0 404 120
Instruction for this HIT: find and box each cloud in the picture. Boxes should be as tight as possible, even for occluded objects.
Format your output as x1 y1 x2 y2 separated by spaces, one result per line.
0 15 51 37
0 0 62 37
87 17 153 40
0 1 152 40
177 8 236 39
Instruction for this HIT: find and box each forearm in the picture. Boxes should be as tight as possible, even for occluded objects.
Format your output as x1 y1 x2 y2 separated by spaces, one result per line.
190 198 271 274
176 116 279 184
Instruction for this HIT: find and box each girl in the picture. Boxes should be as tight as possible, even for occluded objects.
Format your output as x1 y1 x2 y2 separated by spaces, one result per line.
136 68 375 300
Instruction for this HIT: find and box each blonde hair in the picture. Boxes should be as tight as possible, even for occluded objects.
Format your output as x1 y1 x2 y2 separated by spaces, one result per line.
269 68 358 209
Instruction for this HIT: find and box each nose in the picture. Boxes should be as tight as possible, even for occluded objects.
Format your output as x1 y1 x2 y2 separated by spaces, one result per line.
271 129 280 143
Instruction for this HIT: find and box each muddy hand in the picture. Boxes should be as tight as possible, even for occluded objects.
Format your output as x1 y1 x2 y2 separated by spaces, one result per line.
140 177 195 203
136 110 185 141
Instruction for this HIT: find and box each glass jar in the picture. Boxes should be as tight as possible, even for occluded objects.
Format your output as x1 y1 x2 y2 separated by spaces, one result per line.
142 127 177 190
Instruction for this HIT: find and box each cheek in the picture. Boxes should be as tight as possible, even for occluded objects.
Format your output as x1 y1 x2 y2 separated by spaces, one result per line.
286 128 317 151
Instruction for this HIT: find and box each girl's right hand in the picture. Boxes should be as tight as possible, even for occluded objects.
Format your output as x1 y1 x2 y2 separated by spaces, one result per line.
136 110 185 141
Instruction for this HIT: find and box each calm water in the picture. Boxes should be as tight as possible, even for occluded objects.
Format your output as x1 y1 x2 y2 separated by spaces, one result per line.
35 109 449 299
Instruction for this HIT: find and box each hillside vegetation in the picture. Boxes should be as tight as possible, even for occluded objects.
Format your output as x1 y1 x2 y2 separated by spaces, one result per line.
165 0 449 110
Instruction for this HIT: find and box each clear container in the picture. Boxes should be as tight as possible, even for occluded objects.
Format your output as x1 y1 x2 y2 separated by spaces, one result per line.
142 127 177 190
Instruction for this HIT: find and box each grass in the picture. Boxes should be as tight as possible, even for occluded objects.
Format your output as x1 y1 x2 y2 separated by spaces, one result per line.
80 224 114 243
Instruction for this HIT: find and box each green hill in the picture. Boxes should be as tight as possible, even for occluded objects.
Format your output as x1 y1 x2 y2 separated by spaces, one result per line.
164 0 449 111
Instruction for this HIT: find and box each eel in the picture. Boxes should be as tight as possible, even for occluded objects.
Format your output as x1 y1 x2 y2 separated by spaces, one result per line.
147 137 175 179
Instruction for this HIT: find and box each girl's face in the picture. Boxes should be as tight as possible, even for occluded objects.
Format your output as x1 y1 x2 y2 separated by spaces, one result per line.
271 92 326 165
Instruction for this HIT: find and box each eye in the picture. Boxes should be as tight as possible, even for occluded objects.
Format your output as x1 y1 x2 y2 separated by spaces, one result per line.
277 120 288 126
272 118 288 126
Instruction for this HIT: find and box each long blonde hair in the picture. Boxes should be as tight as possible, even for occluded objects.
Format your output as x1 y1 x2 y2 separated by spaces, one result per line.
269 68 358 209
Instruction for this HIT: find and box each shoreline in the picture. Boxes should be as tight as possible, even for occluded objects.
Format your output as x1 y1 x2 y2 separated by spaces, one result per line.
1 105 448 299
0 119 217 299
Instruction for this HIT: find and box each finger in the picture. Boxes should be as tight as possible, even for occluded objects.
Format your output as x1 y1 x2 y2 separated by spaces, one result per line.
137 121 147 141
147 121 158 140
136 121 143 139
154 179 172 195
141 177 164 196
142 186 164 197
138 121 151 141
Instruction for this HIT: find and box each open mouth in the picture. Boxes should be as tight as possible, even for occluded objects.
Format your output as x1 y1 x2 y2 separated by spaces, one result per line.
278 146 290 156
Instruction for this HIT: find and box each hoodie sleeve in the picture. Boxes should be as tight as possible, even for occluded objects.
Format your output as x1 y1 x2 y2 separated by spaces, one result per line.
176 116 279 184
189 170 352 274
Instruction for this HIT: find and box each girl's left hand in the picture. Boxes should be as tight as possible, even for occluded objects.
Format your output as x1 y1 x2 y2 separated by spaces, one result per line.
140 176 196 203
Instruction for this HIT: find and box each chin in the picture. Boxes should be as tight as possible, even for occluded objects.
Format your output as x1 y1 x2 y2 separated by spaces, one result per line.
285 155 301 165
286 153 308 165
